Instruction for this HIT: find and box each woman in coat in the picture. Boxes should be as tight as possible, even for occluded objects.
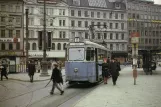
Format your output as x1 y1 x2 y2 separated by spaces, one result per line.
50 64 64 95
98 59 110 84
28 61 36 82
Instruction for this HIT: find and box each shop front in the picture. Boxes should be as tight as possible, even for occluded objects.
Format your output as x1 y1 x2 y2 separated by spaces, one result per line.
111 51 128 64
0 51 24 73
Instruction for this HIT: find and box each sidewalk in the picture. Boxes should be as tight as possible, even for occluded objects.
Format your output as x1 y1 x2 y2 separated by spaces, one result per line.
73 67 161 107
7 69 65 82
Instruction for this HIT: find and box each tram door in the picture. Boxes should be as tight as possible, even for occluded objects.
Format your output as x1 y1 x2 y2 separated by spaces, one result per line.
95 48 98 81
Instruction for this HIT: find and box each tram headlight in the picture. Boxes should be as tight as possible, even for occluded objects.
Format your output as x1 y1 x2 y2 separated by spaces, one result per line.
74 68 78 73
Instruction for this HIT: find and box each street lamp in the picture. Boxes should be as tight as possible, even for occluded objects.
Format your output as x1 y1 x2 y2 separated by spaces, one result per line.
40 0 49 76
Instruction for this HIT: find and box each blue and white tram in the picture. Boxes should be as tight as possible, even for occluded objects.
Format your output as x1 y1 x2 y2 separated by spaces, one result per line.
65 40 111 84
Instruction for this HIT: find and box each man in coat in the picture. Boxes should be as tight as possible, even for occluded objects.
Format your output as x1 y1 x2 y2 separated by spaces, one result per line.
50 63 64 95
28 60 36 82
109 59 119 85
0 64 8 81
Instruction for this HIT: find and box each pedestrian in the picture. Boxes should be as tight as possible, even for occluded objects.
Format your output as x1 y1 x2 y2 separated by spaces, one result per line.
98 58 110 84
115 59 121 76
0 64 8 81
28 60 36 82
57 60 64 92
137 59 140 68
50 63 64 95
37 61 41 73
109 59 119 85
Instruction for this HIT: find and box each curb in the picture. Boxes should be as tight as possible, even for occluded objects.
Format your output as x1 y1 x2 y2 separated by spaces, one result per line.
8 78 50 82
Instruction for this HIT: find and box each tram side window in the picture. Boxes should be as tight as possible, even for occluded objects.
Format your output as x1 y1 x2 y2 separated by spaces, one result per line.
86 48 94 61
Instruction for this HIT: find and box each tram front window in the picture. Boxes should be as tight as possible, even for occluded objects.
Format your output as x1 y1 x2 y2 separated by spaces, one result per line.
68 48 84 61
86 47 94 61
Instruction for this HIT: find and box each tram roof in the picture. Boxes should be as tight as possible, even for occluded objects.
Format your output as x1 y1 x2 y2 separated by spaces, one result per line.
84 40 110 51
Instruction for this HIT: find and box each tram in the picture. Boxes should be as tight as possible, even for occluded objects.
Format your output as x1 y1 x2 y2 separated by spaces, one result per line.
65 38 111 84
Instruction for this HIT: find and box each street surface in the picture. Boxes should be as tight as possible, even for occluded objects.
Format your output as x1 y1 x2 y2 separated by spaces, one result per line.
0 65 161 107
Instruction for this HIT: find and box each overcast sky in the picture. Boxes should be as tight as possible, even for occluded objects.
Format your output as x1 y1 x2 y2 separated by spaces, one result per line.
154 0 161 4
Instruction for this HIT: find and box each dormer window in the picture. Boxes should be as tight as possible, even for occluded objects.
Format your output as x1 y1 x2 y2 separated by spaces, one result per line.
73 0 80 6
115 3 120 9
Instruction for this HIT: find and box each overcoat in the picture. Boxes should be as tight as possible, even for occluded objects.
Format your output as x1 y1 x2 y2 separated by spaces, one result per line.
28 63 36 75
109 62 119 76
98 63 110 77
51 68 63 83
1 65 7 75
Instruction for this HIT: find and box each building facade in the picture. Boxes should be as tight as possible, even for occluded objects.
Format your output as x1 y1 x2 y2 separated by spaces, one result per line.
127 0 161 53
0 0 24 73
24 0 69 65
66 0 128 63
23 0 128 64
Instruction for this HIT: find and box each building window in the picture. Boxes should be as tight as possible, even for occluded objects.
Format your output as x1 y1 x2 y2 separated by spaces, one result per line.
116 44 119 50
115 3 120 9
52 43 55 50
9 43 13 50
1 43 5 50
115 13 118 19
59 20 62 26
16 6 21 12
85 21 88 27
115 23 118 29
104 33 107 39
50 19 53 26
103 13 106 18
84 11 88 17
98 33 101 39
59 9 65 15
97 12 100 18
110 44 113 50
110 33 113 39
40 18 43 25
78 10 81 17
1 30 5 38
63 32 66 38
1 17 5 22
91 11 94 17
1 5 6 11
122 44 125 50
32 43 36 50
121 33 124 40
57 43 61 50
85 32 88 39
16 42 20 50
71 10 75 16
63 43 66 50
16 30 20 38
110 23 113 29
71 20 75 27
121 14 124 19
59 31 62 38
109 12 112 19
16 17 21 24
97 22 100 28
121 23 124 30
78 21 82 27
116 33 118 39
92 35 95 39
28 7 34 14
63 20 65 26
29 18 34 25
9 30 13 38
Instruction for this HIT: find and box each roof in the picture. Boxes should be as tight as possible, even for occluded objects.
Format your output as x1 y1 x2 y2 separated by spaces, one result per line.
84 40 110 51
66 0 126 10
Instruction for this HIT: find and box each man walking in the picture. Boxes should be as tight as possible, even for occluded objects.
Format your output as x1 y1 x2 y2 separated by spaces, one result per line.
110 59 119 85
0 64 8 81
28 60 36 82
50 63 64 95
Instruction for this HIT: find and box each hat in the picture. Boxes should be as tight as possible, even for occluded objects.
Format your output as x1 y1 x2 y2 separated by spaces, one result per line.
54 63 58 66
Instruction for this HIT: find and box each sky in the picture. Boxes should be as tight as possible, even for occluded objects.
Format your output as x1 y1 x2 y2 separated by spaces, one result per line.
154 0 161 4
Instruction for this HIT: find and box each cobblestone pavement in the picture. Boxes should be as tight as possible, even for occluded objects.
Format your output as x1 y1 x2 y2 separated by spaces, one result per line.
73 67 161 107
